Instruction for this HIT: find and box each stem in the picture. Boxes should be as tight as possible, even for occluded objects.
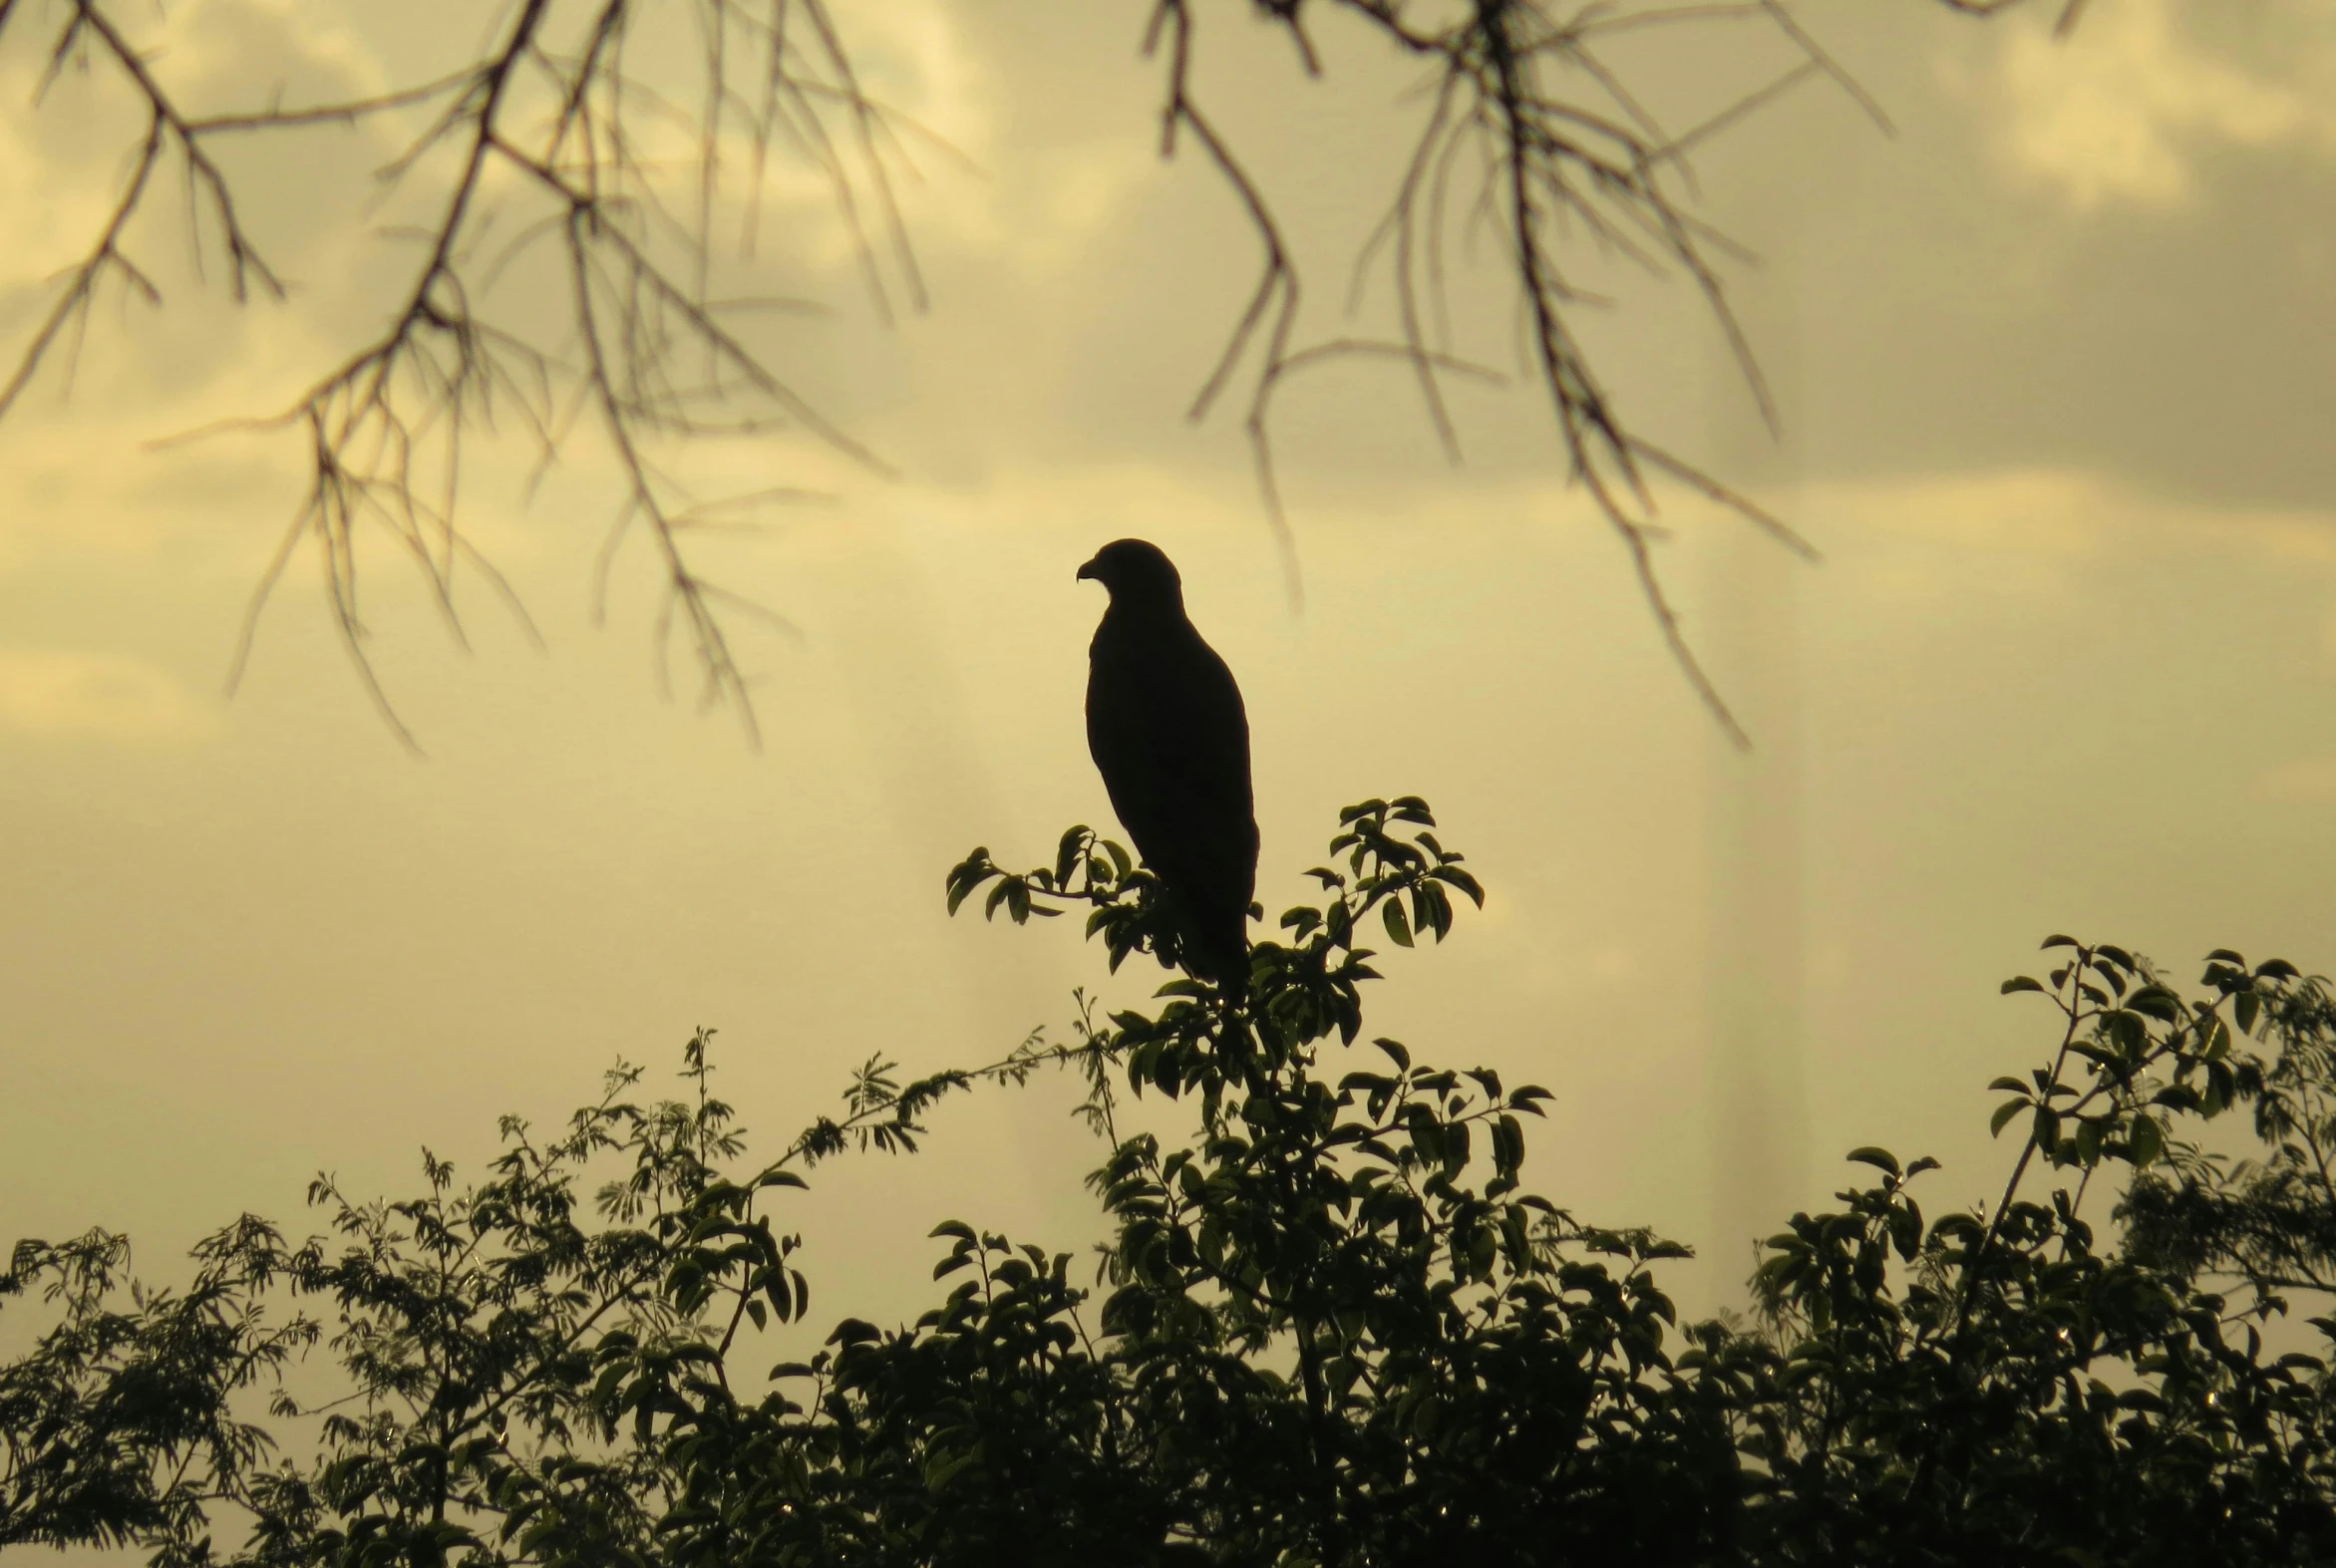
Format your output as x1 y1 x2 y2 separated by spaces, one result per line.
1955 991 2088 1337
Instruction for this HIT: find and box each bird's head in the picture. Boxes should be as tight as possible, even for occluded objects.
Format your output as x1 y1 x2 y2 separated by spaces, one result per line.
1077 538 1184 612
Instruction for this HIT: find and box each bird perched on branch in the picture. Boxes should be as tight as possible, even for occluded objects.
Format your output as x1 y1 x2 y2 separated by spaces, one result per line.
1077 539 1257 988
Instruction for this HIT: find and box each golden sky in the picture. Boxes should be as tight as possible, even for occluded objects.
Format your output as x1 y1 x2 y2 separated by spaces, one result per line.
2 0 2333 1328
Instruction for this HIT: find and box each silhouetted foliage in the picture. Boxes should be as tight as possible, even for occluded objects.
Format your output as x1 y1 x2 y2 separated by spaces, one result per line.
2122 969 2336 1309
8 801 2336 1563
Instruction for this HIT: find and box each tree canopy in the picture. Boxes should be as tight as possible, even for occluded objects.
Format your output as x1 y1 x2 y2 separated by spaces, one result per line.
9 797 2335 1564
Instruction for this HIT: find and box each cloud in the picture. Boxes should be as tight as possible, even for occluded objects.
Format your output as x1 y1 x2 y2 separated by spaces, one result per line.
1989 0 2336 210
0 648 216 739
1807 469 2108 552
2255 756 2336 805
1804 468 2336 554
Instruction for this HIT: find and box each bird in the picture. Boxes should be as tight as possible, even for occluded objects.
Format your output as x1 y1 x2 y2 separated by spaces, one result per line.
1077 539 1258 988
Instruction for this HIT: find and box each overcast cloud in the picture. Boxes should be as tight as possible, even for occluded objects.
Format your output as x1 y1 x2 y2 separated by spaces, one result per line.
1 0 2330 1339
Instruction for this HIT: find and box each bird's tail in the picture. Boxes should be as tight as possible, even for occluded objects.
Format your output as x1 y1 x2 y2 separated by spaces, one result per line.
1193 916 1250 997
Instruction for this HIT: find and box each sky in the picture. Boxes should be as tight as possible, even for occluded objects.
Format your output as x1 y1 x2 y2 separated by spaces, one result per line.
3 0 2334 1361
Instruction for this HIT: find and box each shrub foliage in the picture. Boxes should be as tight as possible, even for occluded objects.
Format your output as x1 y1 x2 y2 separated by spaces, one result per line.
7 800 2335 1564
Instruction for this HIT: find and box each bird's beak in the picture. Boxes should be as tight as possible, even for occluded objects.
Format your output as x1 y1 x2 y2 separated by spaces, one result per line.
1075 557 1099 582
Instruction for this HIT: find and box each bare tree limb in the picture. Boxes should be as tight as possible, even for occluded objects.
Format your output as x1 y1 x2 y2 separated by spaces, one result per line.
0 0 921 745
1148 0 2078 745
0 0 2088 745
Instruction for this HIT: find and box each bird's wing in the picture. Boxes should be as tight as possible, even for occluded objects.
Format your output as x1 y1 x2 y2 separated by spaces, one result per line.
1087 620 1257 909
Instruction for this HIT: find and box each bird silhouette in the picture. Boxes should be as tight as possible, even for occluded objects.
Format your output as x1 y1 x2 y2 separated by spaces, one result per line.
1078 539 1257 987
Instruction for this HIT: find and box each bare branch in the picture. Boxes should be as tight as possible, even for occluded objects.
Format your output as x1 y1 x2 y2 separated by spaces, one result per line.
0 0 2088 745
1935 0 2093 34
1150 0 1959 744
0 0 922 745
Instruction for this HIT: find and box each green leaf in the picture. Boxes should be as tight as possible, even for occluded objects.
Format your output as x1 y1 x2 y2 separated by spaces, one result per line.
945 850 994 915
1383 899 1414 948
1492 1114 1524 1175
1416 882 1454 941
1054 825 1089 884
2001 975 2046 995
1437 866 1488 907
1991 1098 2028 1137
1845 1147 1900 1177
1888 1203 1923 1262
2032 1104 2060 1149
2128 1114 2164 1167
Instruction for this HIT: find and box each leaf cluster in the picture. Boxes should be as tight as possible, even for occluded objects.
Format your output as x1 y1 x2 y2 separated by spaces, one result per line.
1732 941 2336 1564
10 809 2336 1565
